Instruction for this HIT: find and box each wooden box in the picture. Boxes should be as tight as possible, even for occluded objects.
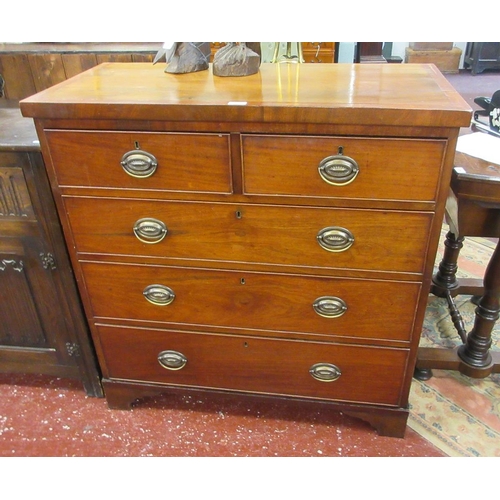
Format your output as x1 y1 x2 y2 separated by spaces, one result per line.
405 47 462 74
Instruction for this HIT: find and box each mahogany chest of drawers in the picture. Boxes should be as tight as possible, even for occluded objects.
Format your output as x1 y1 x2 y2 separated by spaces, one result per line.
21 62 471 437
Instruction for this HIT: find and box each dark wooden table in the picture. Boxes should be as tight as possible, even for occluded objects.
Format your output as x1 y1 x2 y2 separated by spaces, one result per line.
415 148 500 379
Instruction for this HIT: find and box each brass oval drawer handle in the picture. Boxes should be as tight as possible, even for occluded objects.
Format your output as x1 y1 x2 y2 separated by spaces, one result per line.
313 296 348 318
121 149 158 178
158 350 187 371
133 218 168 244
318 154 359 186
317 227 355 252
309 363 342 382
143 284 175 306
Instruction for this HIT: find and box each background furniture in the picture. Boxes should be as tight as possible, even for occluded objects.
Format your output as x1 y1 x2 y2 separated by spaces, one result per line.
301 42 337 63
464 43 500 75
0 43 159 100
416 150 500 379
21 62 470 438
0 43 338 101
354 43 403 65
405 43 462 74
0 101 102 396
355 43 386 63
268 42 337 63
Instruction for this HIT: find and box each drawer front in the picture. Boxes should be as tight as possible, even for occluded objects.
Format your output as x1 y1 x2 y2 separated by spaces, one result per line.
98 325 409 406
82 262 420 342
242 135 446 201
302 42 335 50
66 197 432 274
45 130 232 193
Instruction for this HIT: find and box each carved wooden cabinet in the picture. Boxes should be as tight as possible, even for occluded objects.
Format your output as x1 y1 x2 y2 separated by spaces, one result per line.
21 63 471 436
0 104 102 396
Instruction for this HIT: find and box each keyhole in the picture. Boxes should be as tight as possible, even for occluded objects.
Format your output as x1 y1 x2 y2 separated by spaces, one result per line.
236 210 242 219
134 141 140 149
338 146 344 155
240 278 246 285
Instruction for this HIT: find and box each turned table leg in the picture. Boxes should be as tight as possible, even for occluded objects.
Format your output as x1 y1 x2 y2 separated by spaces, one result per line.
414 232 500 381
415 232 467 381
457 239 500 377
431 231 464 293
431 231 468 342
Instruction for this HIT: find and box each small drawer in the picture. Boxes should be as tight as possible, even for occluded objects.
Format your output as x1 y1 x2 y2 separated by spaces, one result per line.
45 130 232 194
241 134 446 201
66 198 432 274
98 325 409 406
81 262 421 342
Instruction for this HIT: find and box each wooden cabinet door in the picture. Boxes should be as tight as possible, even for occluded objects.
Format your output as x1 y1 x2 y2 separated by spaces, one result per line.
0 148 102 396
0 233 64 352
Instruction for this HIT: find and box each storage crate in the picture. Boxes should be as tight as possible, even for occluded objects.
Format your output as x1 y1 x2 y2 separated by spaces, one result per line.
405 47 461 73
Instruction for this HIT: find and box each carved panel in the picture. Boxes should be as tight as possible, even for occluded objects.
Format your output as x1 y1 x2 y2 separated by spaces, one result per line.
0 252 47 347
0 258 24 272
0 167 35 219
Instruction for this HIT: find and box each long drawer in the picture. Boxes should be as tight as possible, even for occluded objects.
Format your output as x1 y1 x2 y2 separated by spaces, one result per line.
241 134 446 201
66 197 433 274
81 261 421 342
98 325 409 406
45 130 232 193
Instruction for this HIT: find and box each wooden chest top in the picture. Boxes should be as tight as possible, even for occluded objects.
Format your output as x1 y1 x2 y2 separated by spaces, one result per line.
20 62 471 128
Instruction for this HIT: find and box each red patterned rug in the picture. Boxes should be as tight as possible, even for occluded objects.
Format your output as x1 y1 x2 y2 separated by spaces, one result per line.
408 231 500 456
